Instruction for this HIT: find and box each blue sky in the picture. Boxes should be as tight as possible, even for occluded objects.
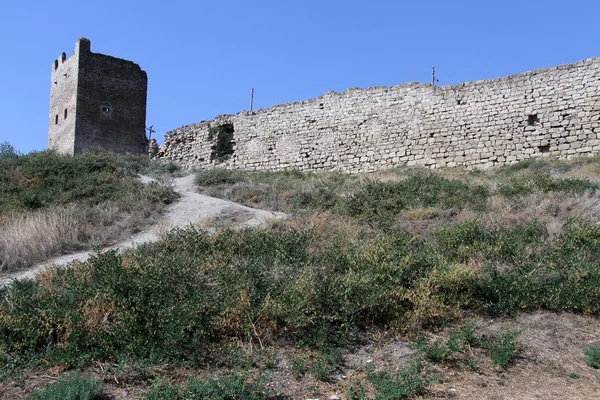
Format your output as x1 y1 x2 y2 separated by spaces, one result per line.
1 0 598 153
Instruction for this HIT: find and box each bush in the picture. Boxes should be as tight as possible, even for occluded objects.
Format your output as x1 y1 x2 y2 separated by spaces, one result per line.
144 372 268 400
583 341 600 369
26 373 103 400
497 170 597 197
485 330 523 368
2 217 600 370
344 174 488 225
0 149 177 215
0 149 178 270
366 359 429 400
195 168 246 186
0 142 19 159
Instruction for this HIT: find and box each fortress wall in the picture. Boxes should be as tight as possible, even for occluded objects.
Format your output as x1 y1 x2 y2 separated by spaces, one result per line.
160 58 600 172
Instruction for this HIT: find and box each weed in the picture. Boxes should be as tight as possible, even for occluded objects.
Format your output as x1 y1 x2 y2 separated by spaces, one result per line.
26 373 104 400
582 341 600 369
196 168 246 186
2 217 600 372
416 336 457 363
346 379 368 400
497 170 597 197
289 354 309 379
345 174 488 226
485 329 523 368
144 371 268 400
415 322 481 363
366 359 429 400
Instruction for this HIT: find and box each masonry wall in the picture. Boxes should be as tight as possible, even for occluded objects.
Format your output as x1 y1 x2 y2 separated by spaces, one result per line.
75 39 148 154
48 38 148 155
161 58 600 172
48 44 80 155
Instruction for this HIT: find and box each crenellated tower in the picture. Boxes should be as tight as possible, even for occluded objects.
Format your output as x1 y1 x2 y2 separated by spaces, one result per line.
48 38 148 155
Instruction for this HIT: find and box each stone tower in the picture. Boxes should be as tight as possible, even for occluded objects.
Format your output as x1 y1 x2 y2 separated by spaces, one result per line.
48 38 148 155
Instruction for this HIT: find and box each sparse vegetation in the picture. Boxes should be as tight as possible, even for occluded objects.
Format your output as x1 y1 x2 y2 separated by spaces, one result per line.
144 372 268 400
485 329 523 368
26 373 104 400
583 341 600 369
416 322 522 369
2 153 600 398
0 147 179 271
364 359 430 400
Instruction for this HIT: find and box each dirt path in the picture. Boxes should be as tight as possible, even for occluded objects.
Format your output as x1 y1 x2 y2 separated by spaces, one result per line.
0 174 286 286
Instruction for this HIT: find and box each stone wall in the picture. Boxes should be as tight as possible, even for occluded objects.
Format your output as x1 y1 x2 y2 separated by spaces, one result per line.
48 38 148 155
160 58 600 172
48 43 80 155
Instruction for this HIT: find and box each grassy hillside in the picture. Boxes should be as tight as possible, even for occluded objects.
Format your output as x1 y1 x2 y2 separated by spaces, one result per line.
2 153 600 399
0 143 179 271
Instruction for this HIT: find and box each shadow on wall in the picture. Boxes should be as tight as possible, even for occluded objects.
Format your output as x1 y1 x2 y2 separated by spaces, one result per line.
209 124 235 163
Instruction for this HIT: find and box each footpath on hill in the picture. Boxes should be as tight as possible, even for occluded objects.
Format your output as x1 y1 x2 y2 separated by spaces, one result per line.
0 174 286 286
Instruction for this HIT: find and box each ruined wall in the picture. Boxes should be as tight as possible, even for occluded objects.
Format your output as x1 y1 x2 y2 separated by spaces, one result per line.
161 57 600 172
48 38 148 155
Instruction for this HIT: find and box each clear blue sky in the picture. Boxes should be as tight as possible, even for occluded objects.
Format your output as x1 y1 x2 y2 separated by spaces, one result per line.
1 0 598 153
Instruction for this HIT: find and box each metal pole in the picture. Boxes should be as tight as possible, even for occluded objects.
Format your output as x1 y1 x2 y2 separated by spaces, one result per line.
250 88 254 112
432 66 435 86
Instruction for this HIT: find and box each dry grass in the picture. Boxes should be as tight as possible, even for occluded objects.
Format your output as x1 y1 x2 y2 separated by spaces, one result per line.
426 312 600 400
0 205 159 272
482 192 600 236
0 208 82 271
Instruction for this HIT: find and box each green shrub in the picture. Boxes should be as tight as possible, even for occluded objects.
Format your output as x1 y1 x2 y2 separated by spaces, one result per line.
497 170 597 197
476 217 600 314
288 348 343 381
416 323 521 370
195 168 246 186
0 141 19 159
290 187 342 212
366 359 429 400
583 341 600 369
26 373 103 400
416 321 482 363
485 330 523 368
434 218 547 263
144 372 268 400
0 149 177 215
344 174 488 225
2 217 600 370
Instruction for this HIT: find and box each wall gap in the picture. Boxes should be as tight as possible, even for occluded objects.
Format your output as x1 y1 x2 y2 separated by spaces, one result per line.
209 124 235 163
527 114 539 126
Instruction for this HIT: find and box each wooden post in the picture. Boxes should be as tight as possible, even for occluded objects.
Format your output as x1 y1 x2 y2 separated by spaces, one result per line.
432 66 435 86
146 125 155 140
250 88 254 112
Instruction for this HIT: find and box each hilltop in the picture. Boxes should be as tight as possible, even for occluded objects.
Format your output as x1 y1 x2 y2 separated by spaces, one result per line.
1 144 600 399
